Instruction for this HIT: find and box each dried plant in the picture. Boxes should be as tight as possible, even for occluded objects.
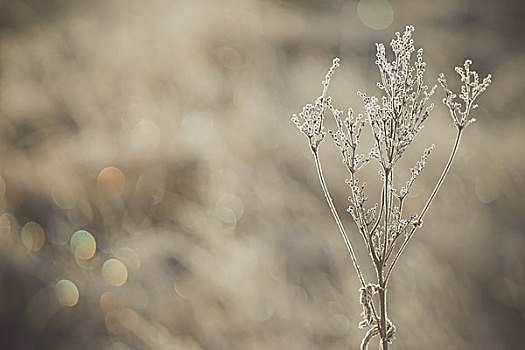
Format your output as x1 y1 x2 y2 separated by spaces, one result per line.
291 26 491 349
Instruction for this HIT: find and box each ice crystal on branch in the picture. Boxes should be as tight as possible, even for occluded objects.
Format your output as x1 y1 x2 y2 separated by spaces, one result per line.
360 26 436 169
292 58 340 152
400 144 434 199
328 106 372 174
438 59 492 129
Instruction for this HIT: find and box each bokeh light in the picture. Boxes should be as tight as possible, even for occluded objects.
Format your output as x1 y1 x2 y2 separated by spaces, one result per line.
131 119 161 152
116 247 141 271
21 221 45 251
0 213 18 241
215 193 244 220
357 0 394 30
51 183 78 210
70 230 97 260
97 167 126 198
55 280 80 307
100 291 121 314
216 46 244 70
102 259 128 287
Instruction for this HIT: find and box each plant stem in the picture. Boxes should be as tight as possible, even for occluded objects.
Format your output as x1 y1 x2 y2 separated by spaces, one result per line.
385 128 463 282
313 149 367 287
378 269 389 350
313 148 381 327
382 168 391 263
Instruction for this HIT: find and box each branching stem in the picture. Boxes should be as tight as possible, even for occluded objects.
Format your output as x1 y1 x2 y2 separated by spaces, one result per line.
313 148 366 287
293 31 490 349
385 128 463 282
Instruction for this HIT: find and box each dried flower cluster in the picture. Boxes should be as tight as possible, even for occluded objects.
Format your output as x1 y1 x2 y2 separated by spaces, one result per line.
291 26 491 349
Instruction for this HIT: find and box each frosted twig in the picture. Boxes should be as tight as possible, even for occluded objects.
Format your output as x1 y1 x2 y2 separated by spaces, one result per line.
291 26 491 349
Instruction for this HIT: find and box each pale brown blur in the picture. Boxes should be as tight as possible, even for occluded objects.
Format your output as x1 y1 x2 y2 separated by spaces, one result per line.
0 0 523 349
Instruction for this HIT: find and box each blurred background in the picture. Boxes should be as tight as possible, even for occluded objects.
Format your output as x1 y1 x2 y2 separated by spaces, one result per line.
0 0 523 349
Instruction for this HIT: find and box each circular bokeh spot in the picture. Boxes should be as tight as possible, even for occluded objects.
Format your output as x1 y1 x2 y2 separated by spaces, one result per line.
21 221 45 251
357 0 394 30
97 167 126 198
70 230 97 260
0 213 18 240
102 259 128 287
116 247 141 271
131 119 161 152
55 280 79 307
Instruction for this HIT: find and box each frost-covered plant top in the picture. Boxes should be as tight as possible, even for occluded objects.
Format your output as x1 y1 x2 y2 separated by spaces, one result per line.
292 26 491 350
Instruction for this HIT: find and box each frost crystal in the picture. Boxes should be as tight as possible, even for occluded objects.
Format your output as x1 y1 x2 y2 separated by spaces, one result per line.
292 58 340 151
438 59 492 129
359 26 436 169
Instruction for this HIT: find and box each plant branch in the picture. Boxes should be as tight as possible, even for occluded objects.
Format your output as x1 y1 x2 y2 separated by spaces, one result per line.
385 128 463 282
378 271 389 350
312 148 367 287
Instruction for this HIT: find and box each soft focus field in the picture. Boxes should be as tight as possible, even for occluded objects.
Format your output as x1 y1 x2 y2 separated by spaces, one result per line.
0 0 524 349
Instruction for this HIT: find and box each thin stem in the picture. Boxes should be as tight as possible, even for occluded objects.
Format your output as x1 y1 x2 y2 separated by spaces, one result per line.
385 128 463 282
340 112 376 261
312 149 367 287
381 168 391 263
417 129 462 221
378 271 389 350
313 148 381 324
343 155 373 257
369 185 384 235
349 169 379 264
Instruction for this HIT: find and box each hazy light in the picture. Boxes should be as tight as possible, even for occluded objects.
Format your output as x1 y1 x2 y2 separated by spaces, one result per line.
119 282 150 310
103 258 128 286
148 322 171 345
290 285 308 305
100 291 121 314
136 174 166 205
75 252 95 269
357 0 394 30
111 342 132 350
68 199 94 227
248 299 274 322
215 206 236 225
328 301 344 315
173 278 196 300
476 174 500 203
217 46 244 70
83 131 118 165
47 216 72 246
97 167 126 198
116 247 141 271
0 175 5 198
89 256 105 282
70 230 97 260
131 119 161 152
0 213 18 240
21 221 45 251
328 314 351 336
51 184 77 209
55 280 79 307
216 193 244 220
105 311 124 335
118 308 141 330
